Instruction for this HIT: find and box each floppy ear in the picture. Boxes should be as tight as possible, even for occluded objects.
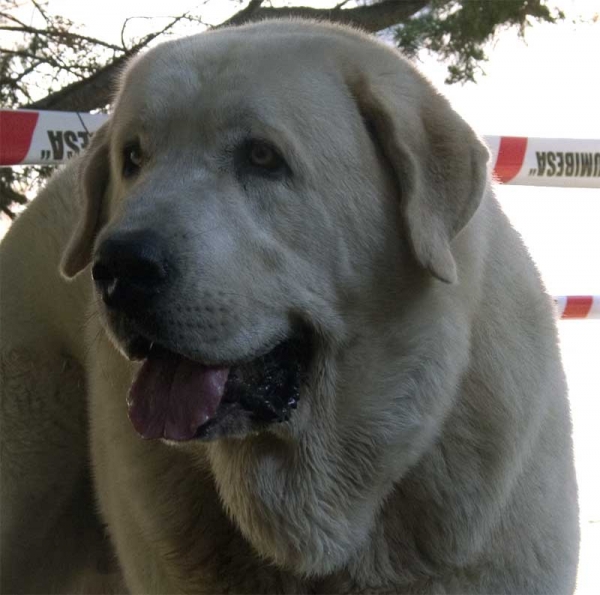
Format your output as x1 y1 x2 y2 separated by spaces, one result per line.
347 70 489 284
60 121 111 279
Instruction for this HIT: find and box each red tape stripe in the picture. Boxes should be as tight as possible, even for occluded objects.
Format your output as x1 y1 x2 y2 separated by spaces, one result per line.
0 110 39 166
494 136 528 183
561 296 593 319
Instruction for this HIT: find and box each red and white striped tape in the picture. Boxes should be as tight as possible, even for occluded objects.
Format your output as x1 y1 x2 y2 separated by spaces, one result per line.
0 112 598 322
1 110 600 188
0 109 105 166
484 136 600 188
554 296 600 320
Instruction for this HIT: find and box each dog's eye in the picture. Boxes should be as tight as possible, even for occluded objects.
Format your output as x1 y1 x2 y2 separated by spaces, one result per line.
244 140 287 175
123 142 143 178
249 142 277 168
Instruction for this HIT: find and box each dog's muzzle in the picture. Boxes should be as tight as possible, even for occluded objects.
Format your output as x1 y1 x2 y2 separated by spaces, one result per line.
92 230 169 313
91 231 311 442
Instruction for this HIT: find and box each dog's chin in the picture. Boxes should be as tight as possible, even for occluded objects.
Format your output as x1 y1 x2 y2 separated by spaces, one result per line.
104 317 312 443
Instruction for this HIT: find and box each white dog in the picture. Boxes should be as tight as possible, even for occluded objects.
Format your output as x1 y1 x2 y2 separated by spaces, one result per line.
0 19 579 594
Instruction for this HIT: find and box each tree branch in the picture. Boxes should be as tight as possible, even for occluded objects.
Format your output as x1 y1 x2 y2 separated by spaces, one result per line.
21 0 429 112
0 176 27 218
221 0 265 28
0 25 125 52
22 49 132 111
239 0 429 33
22 13 189 111
1 47 89 71
1 47 48 62
32 0 52 26
120 12 195 50
1 205 17 219
0 11 33 29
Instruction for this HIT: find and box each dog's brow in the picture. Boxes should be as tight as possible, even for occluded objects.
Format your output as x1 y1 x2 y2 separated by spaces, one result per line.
219 110 307 177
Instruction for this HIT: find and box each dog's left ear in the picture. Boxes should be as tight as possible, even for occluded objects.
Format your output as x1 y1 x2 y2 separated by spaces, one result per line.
60 121 111 279
347 66 489 284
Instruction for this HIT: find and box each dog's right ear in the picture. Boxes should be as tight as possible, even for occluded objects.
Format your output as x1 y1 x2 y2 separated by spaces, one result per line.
60 122 111 279
344 67 489 284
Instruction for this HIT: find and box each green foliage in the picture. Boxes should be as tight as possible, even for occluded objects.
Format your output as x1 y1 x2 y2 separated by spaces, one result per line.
394 0 564 83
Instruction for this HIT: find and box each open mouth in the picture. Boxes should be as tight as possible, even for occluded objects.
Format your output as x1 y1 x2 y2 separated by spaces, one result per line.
125 336 309 442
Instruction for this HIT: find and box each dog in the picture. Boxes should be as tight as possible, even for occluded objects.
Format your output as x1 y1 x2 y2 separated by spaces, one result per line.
0 19 580 594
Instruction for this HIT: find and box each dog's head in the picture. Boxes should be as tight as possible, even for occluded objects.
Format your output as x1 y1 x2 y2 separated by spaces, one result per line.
62 20 489 574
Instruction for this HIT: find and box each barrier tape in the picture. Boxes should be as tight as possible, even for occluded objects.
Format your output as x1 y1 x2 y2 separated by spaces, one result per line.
484 135 600 188
0 112 597 320
554 296 600 320
0 109 103 166
1 110 600 188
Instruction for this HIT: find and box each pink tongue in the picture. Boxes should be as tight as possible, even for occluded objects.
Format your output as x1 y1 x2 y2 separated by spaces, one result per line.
127 349 229 441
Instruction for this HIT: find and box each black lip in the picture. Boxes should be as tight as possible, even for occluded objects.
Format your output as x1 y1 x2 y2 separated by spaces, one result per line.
125 331 311 440
192 337 306 440
126 335 153 361
224 338 304 419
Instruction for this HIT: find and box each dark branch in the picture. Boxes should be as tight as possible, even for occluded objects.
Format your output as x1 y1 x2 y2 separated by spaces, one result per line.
22 13 189 111
32 0 51 25
21 0 428 113
1 47 93 76
0 176 27 218
0 12 33 29
0 25 125 52
120 12 193 49
221 0 265 28
242 0 428 33
1 205 17 220
22 50 132 111
1 48 49 62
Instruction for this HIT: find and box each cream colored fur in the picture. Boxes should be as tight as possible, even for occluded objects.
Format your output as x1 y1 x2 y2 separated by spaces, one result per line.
1 19 579 594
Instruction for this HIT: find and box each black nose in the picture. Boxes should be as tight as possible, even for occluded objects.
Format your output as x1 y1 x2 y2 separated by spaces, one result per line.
92 231 168 311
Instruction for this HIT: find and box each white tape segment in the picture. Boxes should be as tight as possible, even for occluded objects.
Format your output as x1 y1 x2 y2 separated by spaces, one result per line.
1 109 600 187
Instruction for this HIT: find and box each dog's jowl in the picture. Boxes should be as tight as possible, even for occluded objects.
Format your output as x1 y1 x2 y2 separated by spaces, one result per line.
0 19 579 595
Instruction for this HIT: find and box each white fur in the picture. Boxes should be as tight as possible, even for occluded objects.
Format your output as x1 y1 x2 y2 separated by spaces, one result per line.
1 20 579 594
